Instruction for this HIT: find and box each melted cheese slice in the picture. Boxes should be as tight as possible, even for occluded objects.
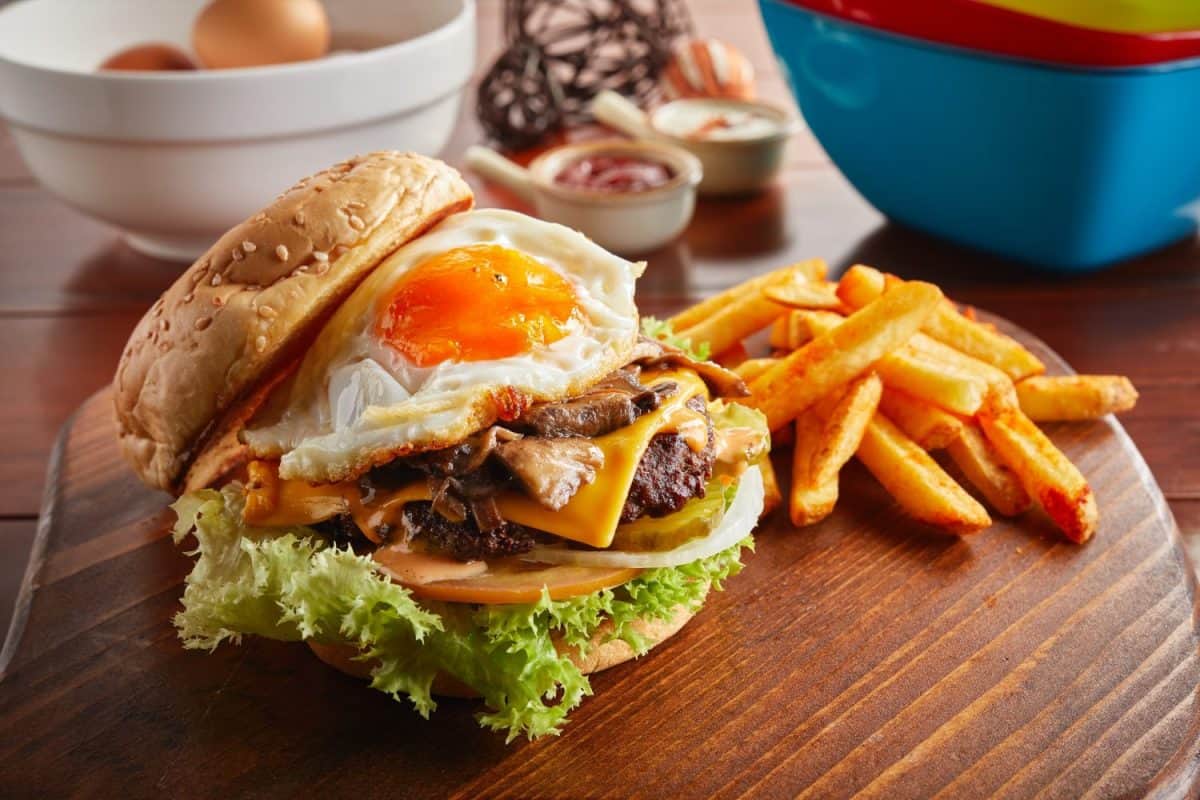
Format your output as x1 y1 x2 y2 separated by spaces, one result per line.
243 369 709 549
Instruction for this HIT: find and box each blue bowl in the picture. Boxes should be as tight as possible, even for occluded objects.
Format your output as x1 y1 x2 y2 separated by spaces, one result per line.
758 0 1200 271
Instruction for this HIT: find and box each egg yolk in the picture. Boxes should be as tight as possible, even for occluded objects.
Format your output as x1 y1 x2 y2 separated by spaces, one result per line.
376 244 581 367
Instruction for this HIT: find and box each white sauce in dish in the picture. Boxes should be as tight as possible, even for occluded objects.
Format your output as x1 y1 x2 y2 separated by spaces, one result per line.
654 99 782 142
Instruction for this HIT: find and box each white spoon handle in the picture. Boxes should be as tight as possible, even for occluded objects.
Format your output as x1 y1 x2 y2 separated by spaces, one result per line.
464 145 536 204
591 90 653 139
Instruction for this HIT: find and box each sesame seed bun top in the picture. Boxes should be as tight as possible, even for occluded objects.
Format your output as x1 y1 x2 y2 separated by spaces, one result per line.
113 152 474 493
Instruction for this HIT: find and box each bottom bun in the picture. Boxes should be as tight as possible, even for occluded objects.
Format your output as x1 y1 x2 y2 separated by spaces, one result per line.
308 602 697 698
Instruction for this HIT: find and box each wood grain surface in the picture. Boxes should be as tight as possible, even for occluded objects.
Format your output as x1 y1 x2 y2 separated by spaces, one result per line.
1 320 1196 800
0 0 1197 793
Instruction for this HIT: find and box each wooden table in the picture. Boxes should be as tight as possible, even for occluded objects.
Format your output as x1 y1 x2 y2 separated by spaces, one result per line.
0 0 1197 767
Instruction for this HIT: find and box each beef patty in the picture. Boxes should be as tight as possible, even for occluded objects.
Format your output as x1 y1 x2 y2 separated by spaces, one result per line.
620 396 716 523
346 376 719 562
358 425 716 561
400 502 538 561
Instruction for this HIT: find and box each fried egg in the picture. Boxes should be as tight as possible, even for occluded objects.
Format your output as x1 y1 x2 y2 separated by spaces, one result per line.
243 209 643 483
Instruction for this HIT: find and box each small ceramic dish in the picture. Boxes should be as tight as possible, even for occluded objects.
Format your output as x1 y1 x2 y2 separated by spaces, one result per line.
464 139 702 254
590 90 798 196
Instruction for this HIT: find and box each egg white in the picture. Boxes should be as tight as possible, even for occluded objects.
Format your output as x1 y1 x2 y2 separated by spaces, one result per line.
243 209 643 483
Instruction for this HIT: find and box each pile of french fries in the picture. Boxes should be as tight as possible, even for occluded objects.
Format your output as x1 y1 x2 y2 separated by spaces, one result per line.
669 261 1138 543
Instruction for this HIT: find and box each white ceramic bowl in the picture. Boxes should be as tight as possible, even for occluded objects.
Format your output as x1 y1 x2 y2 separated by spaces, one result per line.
0 0 475 260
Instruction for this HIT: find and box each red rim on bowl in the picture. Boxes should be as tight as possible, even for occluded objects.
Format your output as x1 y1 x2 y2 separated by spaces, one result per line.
777 0 1200 68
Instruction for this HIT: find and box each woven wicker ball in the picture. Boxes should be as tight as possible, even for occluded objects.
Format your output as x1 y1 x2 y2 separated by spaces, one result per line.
477 0 693 149
476 41 566 151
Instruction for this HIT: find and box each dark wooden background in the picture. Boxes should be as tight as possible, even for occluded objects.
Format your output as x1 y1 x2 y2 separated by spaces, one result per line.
0 0 1197 657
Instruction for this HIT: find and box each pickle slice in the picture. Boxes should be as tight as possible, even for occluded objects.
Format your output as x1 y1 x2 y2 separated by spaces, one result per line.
608 483 727 553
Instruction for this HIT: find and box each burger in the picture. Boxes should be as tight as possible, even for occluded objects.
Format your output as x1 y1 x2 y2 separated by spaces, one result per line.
114 152 769 740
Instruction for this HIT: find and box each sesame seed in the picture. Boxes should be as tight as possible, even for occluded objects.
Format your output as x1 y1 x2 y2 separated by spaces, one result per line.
258 305 277 319
347 200 366 209
294 264 309 274
194 317 212 331
275 245 289 261
315 262 330 275
210 273 222 286
348 214 365 231
182 292 194 304
294 211 306 225
159 318 169 332
255 335 267 352
231 248 244 262
241 241 257 253
313 250 329 262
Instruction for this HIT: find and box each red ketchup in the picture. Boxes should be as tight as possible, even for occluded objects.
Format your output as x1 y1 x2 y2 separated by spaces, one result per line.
554 155 674 193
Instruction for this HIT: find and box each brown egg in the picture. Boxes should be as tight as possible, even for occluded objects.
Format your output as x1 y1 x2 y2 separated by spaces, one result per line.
193 0 331 69
99 43 198 72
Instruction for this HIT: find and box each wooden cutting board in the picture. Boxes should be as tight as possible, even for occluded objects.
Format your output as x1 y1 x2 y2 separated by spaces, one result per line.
1 320 1197 800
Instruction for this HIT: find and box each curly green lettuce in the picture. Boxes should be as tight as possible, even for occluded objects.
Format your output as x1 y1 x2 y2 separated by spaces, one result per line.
640 316 711 361
171 487 751 741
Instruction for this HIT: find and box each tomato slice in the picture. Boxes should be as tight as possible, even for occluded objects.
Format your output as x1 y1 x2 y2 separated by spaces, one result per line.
402 560 641 605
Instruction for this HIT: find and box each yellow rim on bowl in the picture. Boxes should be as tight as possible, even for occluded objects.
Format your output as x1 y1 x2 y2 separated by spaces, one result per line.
974 0 1200 34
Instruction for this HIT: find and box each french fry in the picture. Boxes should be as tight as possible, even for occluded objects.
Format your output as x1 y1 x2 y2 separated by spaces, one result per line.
977 397 1098 543
877 387 964 450
784 309 846 348
811 373 882 483
795 259 828 282
764 281 842 311
668 259 825 331
791 374 881 528
1016 375 1138 421
923 305 1045 381
836 264 886 309
676 288 788 359
716 342 750 369
946 422 1032 517
907 332 1015 392
838 264 1044 380
790 412 839 526
875 347 989 416
856 412 992 535
747 282 942 431
758 455 783 517
769 311 802 350
785 308 990 416
787 376 883 532
771 308 850 350
734 357 778 383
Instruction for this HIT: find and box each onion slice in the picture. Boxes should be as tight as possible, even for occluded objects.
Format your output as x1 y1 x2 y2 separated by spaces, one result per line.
522 465 764 569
